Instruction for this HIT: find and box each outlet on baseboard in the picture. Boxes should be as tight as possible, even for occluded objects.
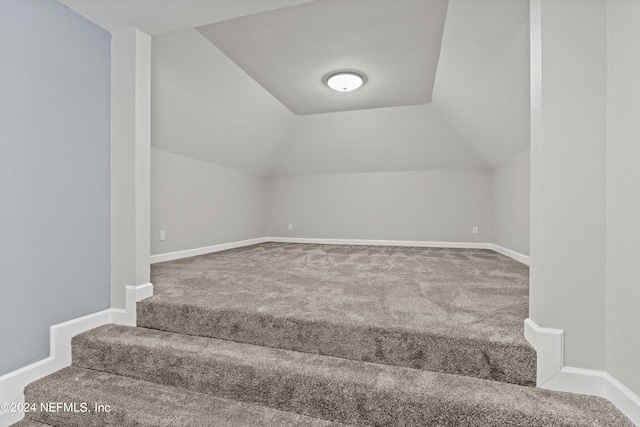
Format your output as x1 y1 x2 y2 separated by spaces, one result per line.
288 224 294 231
160 230 166 241
472 226 478 234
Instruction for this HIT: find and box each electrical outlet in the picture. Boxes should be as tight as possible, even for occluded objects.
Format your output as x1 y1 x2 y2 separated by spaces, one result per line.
160 230 166 241
288 224 294 231
472 226 478 234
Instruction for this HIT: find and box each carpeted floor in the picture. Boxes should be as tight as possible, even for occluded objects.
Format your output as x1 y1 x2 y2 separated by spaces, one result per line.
140 242 536 386
15 243 635 426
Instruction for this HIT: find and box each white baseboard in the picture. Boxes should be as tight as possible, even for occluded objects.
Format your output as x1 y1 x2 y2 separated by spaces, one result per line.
0 283 153 427
267 236 492 249
490 244 530 265
524 318 564 385
268 237 530 266
111 282 154 326
0 309 113 427
542 368 640 425
150 237 267 264
525 318 640 425
604 372 640 426
149 236 531 266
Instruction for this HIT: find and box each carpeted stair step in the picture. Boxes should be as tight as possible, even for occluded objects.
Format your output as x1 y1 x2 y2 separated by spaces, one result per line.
137 297 536 387
19 366 347 427
72 324 632 426
11 420 53 427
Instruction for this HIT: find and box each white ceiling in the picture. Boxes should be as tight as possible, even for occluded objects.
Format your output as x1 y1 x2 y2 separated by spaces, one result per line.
59 0 530 175
197 0 448 115
57 0 314 35
151 29 294 176
433 0 530 167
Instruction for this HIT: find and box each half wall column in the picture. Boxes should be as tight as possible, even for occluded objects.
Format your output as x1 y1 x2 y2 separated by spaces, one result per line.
111 28 151 309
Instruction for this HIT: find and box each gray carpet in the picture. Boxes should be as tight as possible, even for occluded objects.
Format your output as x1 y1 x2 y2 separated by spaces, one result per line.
20 366 345 427
15 243 635 426
12 420 52 427
69 324 632 427
140 243 536 386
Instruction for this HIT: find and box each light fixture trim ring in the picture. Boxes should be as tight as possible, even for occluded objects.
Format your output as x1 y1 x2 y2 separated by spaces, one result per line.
325 70 366 92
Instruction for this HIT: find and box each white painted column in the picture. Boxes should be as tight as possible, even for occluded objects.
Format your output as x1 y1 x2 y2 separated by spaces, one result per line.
529 0 607 371
111 28 151 309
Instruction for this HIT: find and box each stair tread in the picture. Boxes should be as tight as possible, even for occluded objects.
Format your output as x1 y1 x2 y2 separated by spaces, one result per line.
73 324 633 427
21 366 348 427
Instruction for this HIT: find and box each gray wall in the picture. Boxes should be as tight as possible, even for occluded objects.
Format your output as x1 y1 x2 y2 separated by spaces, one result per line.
0 0 111 375
492 149 530 255
151 148 267 255
606 0 640 397
530 0 607 371
531 0 640 399
266 169 493 242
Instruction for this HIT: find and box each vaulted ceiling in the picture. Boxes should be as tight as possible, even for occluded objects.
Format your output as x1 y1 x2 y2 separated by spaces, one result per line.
58 0 529 176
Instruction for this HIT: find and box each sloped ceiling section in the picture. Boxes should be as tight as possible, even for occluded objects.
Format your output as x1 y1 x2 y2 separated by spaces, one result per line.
152 29 294 176
197 0 448 115
271 103 487 175
433 0 530 168
57 0 314 35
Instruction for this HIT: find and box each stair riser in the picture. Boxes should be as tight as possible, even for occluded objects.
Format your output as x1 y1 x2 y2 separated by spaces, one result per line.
137 302 536 387
72 333 553 427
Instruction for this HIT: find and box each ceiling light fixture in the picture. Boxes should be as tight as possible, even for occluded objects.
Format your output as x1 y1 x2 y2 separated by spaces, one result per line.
326 71 365 92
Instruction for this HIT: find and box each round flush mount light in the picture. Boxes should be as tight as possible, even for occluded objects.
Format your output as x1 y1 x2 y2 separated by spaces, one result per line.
325 71 365 92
